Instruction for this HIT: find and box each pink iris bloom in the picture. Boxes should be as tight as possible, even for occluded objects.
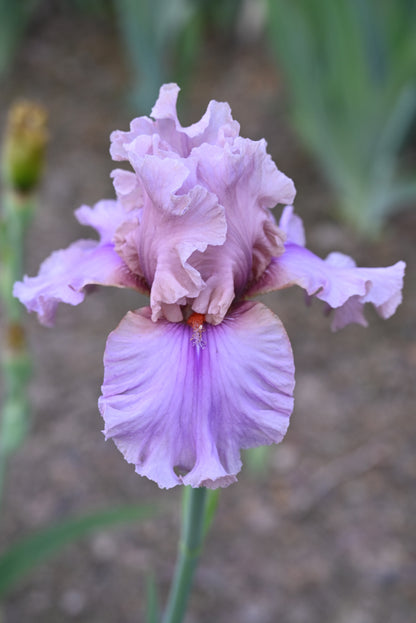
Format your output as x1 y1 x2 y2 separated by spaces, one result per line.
14 84 405 489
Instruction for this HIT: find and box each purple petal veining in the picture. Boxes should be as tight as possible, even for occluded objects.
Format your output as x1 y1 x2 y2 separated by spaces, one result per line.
99 302 294 489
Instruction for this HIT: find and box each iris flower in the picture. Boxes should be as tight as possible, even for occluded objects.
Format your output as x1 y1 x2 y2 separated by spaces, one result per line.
14 84 405 489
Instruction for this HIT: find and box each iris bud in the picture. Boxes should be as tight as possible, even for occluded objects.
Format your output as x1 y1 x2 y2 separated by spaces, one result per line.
2 100 48 193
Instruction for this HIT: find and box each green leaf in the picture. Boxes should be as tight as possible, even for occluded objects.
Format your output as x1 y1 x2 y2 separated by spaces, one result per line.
267 0 416 234
0 504 155 597
382 179 416 211
0 0 39 78
114 0 193 112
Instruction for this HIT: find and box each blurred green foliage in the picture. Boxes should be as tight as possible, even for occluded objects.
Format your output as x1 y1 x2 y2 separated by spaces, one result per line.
267 0 416 235
0 0 241 112
0 0 39 77
114 0 241 112
114 0 194 112
0 503 155 597
2 0 416 234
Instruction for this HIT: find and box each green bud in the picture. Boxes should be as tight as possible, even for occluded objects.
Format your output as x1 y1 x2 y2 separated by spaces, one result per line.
1 100 48 192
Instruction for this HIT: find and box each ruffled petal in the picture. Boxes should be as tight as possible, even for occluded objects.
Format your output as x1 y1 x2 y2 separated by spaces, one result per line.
75 199 130 244
151 83 240 149
138 155 190 212
134 183 227 322
248 242 405 330
107 84 296 324
110 117 155 161
110 169 144 213
325 252 406 330
111 154 228 322
14 240 145 327
186 138 295 321
113 219 143 276
99 301 295 489
278 205 305 246
110 84 240 168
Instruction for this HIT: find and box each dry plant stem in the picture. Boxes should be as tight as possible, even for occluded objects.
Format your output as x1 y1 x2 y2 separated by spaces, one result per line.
162 486 208 623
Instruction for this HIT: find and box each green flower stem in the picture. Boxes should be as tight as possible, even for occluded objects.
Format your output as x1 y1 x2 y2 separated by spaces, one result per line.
162 486 208 623
0 99 46 513
0 443 6 515
0 189 33 512
0 190 31 316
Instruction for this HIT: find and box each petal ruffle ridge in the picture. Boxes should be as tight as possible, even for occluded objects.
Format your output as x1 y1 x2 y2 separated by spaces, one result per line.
108 84 296 324
278 205 306 246
137 183 227 322
13 240 145 327
188 138 295 322
150 83 240 150
99 301 295 489
75 199 128 244
248 242 405 330
110 83 239 165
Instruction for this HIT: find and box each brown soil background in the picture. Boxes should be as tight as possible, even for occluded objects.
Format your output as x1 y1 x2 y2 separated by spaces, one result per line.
0 9 415 623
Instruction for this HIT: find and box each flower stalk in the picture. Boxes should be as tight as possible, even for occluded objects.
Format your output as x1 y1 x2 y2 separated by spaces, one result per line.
0 101 47 510
162 486 208 623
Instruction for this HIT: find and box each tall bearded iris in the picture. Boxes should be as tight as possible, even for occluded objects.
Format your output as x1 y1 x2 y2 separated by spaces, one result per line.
14 84 405 490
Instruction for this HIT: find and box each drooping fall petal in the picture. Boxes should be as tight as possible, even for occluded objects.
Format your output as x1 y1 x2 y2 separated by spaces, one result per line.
74 199 133 243
249 240 405 330
99 301 295 489
13 240 144 327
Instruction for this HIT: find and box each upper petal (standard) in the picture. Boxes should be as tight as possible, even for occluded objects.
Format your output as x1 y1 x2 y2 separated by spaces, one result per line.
188 138 295 322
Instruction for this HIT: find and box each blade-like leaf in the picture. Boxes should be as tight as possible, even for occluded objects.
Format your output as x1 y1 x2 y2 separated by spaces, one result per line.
0 504 155 597
267 0 416 234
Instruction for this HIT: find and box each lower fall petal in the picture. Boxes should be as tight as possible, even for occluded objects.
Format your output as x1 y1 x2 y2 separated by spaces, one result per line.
13 240 146 327
99 301 295 489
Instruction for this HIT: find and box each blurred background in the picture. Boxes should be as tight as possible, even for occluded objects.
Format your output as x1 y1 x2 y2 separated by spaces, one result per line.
0 1 415 622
